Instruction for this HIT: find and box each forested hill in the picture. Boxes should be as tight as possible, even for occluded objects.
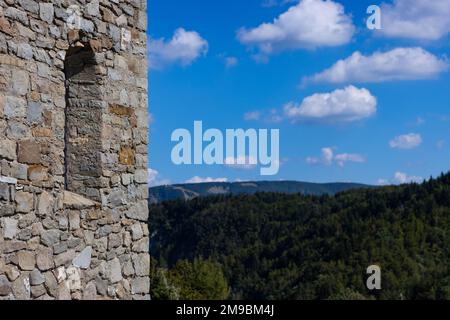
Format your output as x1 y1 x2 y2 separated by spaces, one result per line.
150 173 450 300
149 180 370 203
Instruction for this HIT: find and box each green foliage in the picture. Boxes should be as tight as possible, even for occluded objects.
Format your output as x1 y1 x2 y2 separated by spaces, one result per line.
150 257 230 300
150 173 450 300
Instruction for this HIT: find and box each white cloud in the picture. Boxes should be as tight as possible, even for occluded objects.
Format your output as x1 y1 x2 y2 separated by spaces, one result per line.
306 147 366 167
149 28 208 69
238 0 355 57
284 86 377 124
303 47 448 85
244 111 261 121
390 133 423 150
185 176 228 184
148 168 171 187
225 56 239 68
379 0 450 40
394 172 424 184
224 156 258 170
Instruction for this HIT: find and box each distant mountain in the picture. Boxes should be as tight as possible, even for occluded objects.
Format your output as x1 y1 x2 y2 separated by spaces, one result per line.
149 181 371 203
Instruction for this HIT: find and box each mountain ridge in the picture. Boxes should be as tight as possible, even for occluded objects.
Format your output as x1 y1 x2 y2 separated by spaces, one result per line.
149 180 372 203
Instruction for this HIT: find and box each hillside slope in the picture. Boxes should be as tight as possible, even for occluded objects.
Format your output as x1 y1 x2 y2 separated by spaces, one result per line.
150 173 450 300
149 180 370 203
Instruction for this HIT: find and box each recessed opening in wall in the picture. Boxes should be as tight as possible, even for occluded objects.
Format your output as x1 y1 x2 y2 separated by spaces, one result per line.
64 43 104 202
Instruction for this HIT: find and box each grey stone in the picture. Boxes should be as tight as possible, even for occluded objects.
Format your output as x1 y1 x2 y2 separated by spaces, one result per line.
18 0 39 14
27 102 42 123
131 277 149 295
83 281 97 300
31 284 47 298
132 254 149 277
53 242 67 255
5 96 27 119
12 274 31 299
107 258 122 284
5 265 20 281
130 223 143 241
4 7 29 25
17 43 33 60
0 182 9 201
41 230 60 247
132 237 149 253
11 70 29 96
0 275 12 296
44 272 58 298
98 225 112 237
68 212 80 230
125 201 149 221
86 0 100 17
37 192 53 215
36 247 54 271
95 276 107 296
7 121 30 139
29 269 45 285
0 139 16 161
108 233 122 249
17 251 36 271
39 3 54 23
1 217 17 240
72 246 92 269
54 250 76 267
15 191 34 213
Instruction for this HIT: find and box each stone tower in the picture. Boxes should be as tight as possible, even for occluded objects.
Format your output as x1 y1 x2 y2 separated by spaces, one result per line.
0 0 149 300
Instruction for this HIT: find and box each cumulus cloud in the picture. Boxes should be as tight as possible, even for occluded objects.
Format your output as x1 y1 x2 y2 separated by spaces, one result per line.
389 133 423 150
379 0 450 40
306 147 366 167
284 86 377 124
244 111 261 121
303 47 448 85
148 168 171 187
394 172 424 184
377 172 424 185
185 176 228 184
238 0 355 57
149 28 208 69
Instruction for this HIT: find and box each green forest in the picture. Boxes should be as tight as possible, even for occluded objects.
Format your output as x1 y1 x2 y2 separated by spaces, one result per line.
149 173 450 300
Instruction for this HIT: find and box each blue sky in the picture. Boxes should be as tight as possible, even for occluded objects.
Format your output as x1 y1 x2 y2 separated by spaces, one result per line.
147 0 450 186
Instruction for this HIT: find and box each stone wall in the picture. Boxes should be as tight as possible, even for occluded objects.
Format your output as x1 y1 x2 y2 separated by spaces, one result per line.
0 0 149 300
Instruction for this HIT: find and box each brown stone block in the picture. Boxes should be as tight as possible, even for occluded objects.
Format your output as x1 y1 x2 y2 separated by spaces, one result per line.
18 140 41 164
109 103 133 117
68 29 80 43
32 127 53 138
0 17 14 36
89 39 102 53
119 147 135 165
28 165 49 181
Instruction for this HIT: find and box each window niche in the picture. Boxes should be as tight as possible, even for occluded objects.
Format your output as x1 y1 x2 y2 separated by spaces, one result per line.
64 43 104 201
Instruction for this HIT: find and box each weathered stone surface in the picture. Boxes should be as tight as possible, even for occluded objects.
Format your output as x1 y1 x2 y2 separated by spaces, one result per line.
39 3 54 23
17 140 41 164
37 191 53 215
68 212 80 231
65 266 81 291
11 70 29 96
132 254 149 277
41 230 60 247
119 147 135 165
36 247 54 271
0 275 12 296
54 250 76 267
125 201 149 221
12 274 31 299
131 277 149 295
72 247 92 269
0 139 16 161
28 166 48 182
15 191 34 213
130 223 143 241
29 269 45 285
63 191 98 210
30 284 46 298
44 271 58 297
132 237 149 253
2 217 18 240
107 258 122 284
17 251 36 271
82 281 97 300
